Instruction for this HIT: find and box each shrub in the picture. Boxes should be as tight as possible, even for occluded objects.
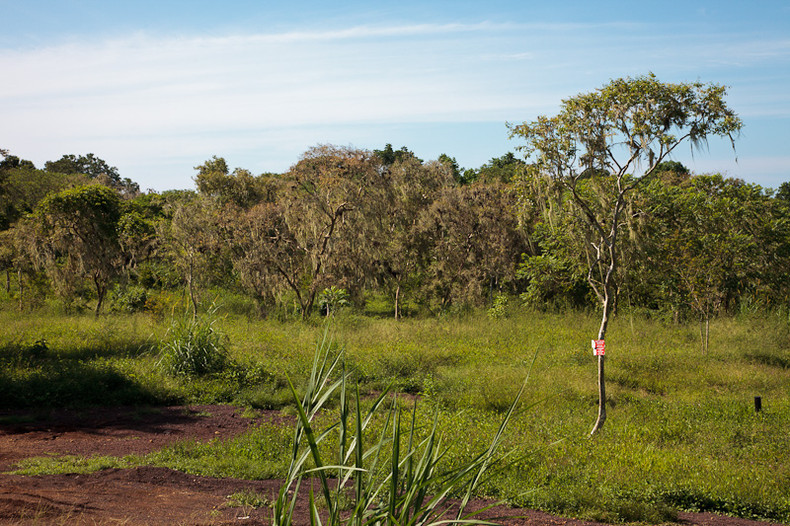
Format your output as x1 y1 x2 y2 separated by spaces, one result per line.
144 290 184 318
110 284 149 313
158 312 229 378
318 286 350 317
487 292 509 319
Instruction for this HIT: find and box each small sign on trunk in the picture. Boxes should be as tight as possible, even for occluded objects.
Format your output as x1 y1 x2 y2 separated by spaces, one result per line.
591 339 605 356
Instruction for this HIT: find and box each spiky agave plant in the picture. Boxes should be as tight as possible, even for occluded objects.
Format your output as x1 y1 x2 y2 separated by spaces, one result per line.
272 329 535 526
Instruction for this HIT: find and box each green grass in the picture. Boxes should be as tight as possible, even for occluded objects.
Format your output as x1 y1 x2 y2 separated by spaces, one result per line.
11 454 137 475
224 489 271 510
2 306 790 522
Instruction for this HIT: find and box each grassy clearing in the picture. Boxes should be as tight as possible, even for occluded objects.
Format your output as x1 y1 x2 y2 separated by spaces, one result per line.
1 306 789 522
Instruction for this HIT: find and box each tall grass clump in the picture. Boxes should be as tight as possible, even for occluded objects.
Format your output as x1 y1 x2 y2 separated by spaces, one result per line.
158 310 229 378
272 331 534 525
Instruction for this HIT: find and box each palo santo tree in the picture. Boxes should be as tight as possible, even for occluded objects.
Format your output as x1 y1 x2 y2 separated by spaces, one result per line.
510 73 741 434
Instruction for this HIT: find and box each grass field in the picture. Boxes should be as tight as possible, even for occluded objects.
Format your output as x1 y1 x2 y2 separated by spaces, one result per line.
1 302 789 523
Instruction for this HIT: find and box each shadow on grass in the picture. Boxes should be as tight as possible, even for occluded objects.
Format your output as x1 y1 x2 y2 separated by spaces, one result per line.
745 351 790 369
0 360 172 409
0 338 156 364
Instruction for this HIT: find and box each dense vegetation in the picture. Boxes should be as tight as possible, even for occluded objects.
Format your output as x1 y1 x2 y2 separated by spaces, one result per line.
2 75 789 522
3 144 789 328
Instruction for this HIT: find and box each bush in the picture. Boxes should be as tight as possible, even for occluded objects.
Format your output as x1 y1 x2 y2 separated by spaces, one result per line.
110 284 149 313
487 292 509 319
144 290 184 317
318 286 350 317
158 312 229 378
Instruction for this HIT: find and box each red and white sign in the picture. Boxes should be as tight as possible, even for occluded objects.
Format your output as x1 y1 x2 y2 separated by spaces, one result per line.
591 339 605 356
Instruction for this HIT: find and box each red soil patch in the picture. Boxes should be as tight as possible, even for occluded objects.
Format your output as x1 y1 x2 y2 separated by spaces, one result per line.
0 405 783 525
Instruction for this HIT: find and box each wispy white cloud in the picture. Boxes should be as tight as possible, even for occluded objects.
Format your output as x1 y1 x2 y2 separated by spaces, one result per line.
1 24 556 136
1 19 788 190
233 22 505 43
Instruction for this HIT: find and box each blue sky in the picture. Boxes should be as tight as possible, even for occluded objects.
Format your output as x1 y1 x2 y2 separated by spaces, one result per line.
2 1 789 191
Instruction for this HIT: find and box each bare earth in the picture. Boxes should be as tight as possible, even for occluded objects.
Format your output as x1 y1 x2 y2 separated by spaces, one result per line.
0 405 784 525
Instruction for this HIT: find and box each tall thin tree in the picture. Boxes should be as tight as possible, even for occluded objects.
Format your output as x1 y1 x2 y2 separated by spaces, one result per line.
510 74 742 434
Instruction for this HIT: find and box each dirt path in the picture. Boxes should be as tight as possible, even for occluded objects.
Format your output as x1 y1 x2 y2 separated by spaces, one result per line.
0 405 784 525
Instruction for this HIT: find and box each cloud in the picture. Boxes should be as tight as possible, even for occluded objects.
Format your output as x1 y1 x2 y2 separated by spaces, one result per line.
2 20 788 190
1 23 558 139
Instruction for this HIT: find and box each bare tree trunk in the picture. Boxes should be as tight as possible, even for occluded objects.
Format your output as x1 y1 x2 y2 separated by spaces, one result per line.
93 274 106 317
5 269 9 293
302 288 318 320
701 316 710 354
590 294 610 435
187 260 197 320
705 317 710 353
95 288 105 316
18 269 23 312
394 283 401 320
590 221 618 436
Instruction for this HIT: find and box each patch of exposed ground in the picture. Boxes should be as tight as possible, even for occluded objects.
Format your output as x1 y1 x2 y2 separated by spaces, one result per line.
0 405 783 525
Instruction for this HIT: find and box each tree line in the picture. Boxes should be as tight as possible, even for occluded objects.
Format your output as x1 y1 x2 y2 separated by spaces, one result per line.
2 145 787 321
1 80 788 327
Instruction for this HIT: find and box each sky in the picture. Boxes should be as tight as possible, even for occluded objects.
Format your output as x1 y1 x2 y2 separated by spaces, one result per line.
2 1 789 192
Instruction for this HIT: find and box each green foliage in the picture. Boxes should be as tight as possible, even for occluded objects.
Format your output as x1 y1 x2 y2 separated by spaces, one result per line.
143 289 185 317
271 332 530 526
9 133 788 321
109 284 149 313
25 184 124 314
136 260 183 290
36 183 122 236
631 174 790 333
318 286 350 317
10 455 136 476
517 254 588 310
158 311 230 378
415 183 527 310
43 152 139 196
464 152 526 185
45 153 119 181
194 155 277 208
437 152 462 184
487 292 509 319
0 163 84 229
373 143 422 166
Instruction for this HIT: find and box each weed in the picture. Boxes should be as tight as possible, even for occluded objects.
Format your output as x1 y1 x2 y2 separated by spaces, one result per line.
318 286 351 317
225 489 271 509
158 310 229 378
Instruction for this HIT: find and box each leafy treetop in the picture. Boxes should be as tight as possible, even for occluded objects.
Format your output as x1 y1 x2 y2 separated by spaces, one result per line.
509 73 742 186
